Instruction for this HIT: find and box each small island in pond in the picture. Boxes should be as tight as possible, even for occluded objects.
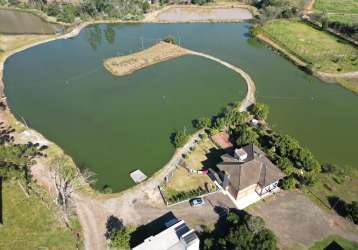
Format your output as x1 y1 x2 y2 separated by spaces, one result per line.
103 41 189 76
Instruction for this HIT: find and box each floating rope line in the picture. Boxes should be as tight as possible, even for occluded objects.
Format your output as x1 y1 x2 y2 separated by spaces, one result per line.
64 65 102 84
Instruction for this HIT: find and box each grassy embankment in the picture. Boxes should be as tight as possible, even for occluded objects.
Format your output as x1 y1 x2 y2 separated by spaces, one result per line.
309 235 358 250
0 180 79 249
256 19 358 93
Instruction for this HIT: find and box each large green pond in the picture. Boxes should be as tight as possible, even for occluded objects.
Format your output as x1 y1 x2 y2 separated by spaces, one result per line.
4 23 358 191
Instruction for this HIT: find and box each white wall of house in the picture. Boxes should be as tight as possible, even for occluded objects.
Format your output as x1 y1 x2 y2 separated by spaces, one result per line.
236 184 257 200
260 181 279 195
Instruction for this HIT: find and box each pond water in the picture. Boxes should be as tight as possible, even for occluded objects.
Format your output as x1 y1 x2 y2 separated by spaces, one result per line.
4 23 358 191
0 9 62 34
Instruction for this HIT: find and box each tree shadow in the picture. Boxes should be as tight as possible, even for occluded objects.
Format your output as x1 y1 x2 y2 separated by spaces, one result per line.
327 196 348 217
105 215 123 239
324 240 344 250
201 147 226 171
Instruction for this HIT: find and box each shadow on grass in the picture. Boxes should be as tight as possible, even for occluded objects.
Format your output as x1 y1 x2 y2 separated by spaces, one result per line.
201 147 226 171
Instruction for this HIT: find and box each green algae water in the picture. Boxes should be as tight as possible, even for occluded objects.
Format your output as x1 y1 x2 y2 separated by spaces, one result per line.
4 23 358 191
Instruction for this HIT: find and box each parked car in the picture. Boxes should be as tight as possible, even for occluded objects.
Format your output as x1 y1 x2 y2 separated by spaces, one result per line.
189 198 205 207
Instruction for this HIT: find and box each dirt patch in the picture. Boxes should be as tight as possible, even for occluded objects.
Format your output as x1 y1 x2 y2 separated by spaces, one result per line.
248 190 358 249
103 42 189 76
155 6 253 23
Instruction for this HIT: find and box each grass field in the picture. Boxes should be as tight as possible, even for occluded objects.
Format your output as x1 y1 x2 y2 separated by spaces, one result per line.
309 235 358 250
314 0 358 14
0 180 78 250
328 14 358 25
305 168 358 210
163 138 218 200
260 19 358 73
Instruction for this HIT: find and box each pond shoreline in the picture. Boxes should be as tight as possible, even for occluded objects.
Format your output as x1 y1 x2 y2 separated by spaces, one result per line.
0 10 255 196
255 31 358 94
0 18 257 250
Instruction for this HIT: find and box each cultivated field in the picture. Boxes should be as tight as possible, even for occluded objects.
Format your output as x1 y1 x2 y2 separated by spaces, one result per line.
314 0 358 14
260 20 358 73
0 180 79 249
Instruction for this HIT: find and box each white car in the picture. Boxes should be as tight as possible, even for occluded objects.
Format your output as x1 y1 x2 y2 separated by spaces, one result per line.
189 198 205 207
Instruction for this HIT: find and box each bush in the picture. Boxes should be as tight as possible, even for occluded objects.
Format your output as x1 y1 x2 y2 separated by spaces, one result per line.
321 163 337 173
193 117 212 129
109 226 133 249
171 127 189 148
163 36 176 44
57 4 76 23
250 103 269 120
102 184 112 194
281 176 296 190
46 3 61 17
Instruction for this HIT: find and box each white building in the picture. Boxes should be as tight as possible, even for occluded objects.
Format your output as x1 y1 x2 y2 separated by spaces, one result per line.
132 219 199 250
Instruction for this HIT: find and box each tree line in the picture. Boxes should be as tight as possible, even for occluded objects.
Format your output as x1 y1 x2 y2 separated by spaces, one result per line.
1 0 151 23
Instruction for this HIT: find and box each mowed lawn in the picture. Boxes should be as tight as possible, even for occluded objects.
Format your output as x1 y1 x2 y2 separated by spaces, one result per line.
0 180 78 250
314 0 358 14
261 20 358 72
164 138 218 199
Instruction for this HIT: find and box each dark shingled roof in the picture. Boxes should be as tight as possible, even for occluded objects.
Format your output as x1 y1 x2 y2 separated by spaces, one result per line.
217 144 284 192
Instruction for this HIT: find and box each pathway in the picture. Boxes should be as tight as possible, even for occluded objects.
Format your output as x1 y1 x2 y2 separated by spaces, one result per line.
188 50 256 111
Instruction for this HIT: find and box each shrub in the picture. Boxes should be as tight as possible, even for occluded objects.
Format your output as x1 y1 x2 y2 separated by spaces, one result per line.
57 4 76 23
109 226 133 249
281 176 296 190
46 3 61 17
102 184 112 194
163 36 176 44
193 117 212 129
250 103 269 120
321 163 337 173
171 127 189 148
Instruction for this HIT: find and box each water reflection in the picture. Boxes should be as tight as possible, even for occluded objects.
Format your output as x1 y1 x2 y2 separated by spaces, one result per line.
85 24 117 50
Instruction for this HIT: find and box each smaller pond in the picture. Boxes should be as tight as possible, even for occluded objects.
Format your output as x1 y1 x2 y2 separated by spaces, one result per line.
0 9 63 34
156 7 252 22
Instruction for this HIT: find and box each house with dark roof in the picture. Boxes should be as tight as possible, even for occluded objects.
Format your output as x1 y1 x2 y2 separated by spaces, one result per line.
214 144 284 208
